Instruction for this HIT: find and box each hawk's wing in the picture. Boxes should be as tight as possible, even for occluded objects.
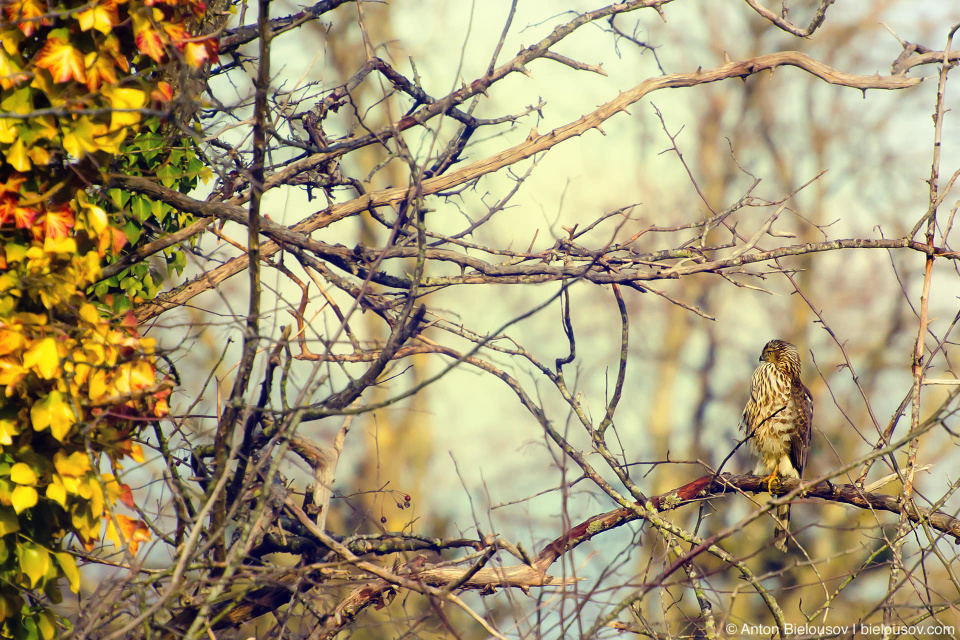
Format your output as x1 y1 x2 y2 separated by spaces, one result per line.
789 381 813 476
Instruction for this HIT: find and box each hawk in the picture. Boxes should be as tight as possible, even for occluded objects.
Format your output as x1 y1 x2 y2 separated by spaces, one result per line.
740 339 813 552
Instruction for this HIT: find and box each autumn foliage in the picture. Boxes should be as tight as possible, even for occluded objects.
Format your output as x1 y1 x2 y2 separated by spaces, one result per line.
0 0 215 635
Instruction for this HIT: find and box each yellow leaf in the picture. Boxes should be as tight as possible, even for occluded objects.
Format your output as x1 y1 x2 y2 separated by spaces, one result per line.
76 2 118 34
93 123 128 154
0 48 29 89
0 355 25 389
35 116 57 140
102 473 123 504
37 609 56 640
0 86 30 114
116 360 155 394
42 236 76 255
0 507 20 536
46 477 66 507
71 504 98 544
0 418 18 445
103 515 121 549
23 336 58 378
11 484 37 513
16 543 50 587
9 462 37 485
4 243 27 262
102 86 145 129
0 326 24 356
61 116 98 158
81 201 108 234
88 368 107 400
0 119 16 144
79 303 101 326
26 145 51 166
30 390 76 440
54 552 80 593
54 450 91 477
5 138 30 172
84 476 103 515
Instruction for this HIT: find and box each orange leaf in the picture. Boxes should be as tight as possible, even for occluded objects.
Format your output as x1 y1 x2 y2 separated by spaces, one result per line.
13 203 37 229
41 206 75 239
151 80 172 102
183 40 215 67
83 51 119 92
102 33 129 73
34 29 86 84
162 21 188 45
106 514 151 555
4 0 51 38
0 196 16 225
110 226 127 253
133 13 166 63
0 174 25 196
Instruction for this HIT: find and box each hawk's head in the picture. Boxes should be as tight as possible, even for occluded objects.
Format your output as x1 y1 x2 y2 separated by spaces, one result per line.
760 339 802 378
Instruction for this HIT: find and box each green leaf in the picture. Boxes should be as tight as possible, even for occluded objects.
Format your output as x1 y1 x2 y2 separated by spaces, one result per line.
120 276 141 296
0 507 19 536
167 250 186 276
0 87 32 114
123 220 142 244
108 188 130 209
156 163 176 188
130 196 151 222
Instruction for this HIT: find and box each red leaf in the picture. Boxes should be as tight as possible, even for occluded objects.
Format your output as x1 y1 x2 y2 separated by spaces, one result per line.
119 483 135 508
0 197 16 226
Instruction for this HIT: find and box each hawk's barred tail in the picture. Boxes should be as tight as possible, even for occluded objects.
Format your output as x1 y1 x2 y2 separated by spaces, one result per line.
774 504 791 552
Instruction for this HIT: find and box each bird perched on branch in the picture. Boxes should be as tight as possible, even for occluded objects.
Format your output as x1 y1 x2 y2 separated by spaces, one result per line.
740 339 813 552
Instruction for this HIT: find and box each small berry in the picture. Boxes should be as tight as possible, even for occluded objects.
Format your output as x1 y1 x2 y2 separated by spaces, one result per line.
404 495 411 502
380 516 387 524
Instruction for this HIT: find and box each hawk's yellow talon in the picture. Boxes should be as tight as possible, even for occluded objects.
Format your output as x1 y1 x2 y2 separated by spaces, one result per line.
762 472 782 495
